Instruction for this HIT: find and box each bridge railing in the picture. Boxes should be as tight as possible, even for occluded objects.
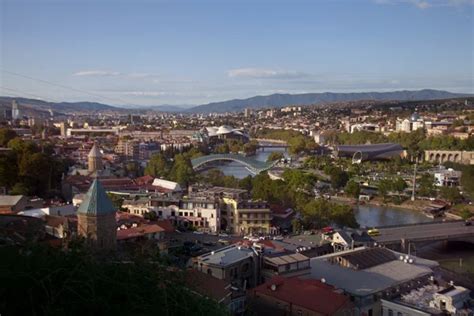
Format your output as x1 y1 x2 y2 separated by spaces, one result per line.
376 219 464 229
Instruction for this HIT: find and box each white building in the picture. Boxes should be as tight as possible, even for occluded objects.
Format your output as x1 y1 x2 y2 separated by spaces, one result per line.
381 284 471 316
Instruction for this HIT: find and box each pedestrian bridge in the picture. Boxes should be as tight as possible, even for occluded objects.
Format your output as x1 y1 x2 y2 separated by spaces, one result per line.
191 154 276 174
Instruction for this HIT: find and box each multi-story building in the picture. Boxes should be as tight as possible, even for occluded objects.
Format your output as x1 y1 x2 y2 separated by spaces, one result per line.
125 195 220 233
195 244 263 289
115 139 139 160
222 198 272 235
433 168 462 187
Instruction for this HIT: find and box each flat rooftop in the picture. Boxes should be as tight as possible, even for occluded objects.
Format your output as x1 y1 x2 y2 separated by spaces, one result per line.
305 247 439 296
198 244 256 267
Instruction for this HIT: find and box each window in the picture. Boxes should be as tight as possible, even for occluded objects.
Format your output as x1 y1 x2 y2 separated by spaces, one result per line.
179 212 183 216
397 313 402 316
388 309 393 316
297 310 302 316
171 211 175 216
158 211 162 216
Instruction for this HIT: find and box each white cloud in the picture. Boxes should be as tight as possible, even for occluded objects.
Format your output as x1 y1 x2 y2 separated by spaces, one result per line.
128 73 155 78
414 0 431 8
373 0 473 8
227 68 308 79
73 70 121 77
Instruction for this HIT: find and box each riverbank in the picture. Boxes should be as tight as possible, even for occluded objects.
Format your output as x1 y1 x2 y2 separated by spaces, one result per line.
330 195 432 212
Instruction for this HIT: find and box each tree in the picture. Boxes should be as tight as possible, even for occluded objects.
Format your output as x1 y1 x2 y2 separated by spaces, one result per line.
301 198 358 229
266 152 284 162
10 182 30 195
0 128 17 147
215 143 229 154
418 173 435 197
392 177 407 194
345 180 361 198
239 175 253 192
145 153 170 178
439 186 462 204
243 140 258 155
329 167 349 189
0 151 18 188
0 244 228 316
169 154 195 187
459 208 472 220
288 135 306 155
378 179 392 202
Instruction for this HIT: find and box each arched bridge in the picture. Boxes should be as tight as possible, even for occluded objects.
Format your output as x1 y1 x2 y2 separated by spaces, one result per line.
191 154 277 174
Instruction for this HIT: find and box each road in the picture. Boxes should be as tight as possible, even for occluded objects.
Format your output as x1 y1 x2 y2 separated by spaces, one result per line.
373 221 474 244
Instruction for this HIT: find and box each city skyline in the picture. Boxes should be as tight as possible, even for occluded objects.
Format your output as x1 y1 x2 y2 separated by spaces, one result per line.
1 0 473 106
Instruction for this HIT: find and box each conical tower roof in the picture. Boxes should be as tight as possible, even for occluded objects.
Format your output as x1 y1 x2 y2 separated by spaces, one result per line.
88 143 102 158
77 179 115 216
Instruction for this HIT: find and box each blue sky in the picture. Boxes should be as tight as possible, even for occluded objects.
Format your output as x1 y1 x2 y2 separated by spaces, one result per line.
1 0 473 106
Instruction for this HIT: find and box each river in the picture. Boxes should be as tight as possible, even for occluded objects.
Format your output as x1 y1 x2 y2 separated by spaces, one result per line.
217 147 289 179
354 204 432 228
214 148 433 227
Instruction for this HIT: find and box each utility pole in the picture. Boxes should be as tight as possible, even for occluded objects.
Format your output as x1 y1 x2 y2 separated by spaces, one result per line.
411 156 418 201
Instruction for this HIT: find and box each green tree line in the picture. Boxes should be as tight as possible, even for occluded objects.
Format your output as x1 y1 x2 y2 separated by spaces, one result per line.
0 129 67 197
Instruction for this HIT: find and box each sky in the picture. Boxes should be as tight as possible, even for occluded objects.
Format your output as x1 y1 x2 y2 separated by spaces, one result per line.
0 0 473 107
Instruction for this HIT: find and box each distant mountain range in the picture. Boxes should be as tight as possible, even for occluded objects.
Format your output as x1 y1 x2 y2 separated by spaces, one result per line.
0 89 471 115
0 97 121 116
186 89 472 113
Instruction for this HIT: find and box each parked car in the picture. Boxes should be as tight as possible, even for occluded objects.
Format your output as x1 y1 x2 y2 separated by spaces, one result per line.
465 220 472 226
322 226 334 234
367 228 380 236
218 233 229 238
218 239 230 245
273 235 284 241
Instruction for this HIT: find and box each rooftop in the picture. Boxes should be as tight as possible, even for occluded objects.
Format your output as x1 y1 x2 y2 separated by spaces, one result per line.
88 143 102 158
0 195 24 206
253 276 351 315
198 244 257 267
306 247 438 296
77 179 116 216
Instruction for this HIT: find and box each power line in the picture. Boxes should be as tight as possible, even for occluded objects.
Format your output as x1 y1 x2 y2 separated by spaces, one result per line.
0 86 62 103
1 69 131 105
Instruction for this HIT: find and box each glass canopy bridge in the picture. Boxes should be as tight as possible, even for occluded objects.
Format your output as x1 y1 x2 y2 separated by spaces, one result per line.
191 154 277 174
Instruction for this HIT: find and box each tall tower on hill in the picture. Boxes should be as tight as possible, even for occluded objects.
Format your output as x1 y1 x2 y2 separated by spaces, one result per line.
77 179 116 250
88 142 102 173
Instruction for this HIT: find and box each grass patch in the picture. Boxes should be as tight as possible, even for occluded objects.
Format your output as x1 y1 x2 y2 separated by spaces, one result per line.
439 255 474 276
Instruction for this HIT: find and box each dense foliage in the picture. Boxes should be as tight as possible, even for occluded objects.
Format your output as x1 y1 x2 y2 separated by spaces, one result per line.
145 147 204 186
334 129 474 154
0 136 66 197
444 162 474 198
299 198 359 229
252 128 317 155
0 244 228 316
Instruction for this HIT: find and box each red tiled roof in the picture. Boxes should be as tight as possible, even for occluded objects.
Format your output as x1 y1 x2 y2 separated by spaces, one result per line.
253 276 351 315
134 175 154 185
185 269 231 302
155 219 174 233
116 224 164 240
